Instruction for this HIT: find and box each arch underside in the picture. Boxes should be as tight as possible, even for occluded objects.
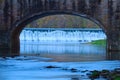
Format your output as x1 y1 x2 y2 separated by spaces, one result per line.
11 11 107 55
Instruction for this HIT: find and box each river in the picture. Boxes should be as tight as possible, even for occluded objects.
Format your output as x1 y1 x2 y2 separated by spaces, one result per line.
0 28 119 80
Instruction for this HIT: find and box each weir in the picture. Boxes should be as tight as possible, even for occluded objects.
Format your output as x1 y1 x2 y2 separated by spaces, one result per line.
20 28 106 43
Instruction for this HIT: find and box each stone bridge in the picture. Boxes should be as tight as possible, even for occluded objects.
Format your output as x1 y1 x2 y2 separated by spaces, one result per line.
0 0 120 57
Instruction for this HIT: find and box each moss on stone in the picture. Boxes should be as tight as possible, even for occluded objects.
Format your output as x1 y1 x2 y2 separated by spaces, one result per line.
115 77 120 80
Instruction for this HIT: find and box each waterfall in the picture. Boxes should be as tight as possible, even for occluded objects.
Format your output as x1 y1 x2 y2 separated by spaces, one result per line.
20 28 106 43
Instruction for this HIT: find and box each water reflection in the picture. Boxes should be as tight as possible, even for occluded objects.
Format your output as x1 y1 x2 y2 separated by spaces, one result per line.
20 41 106 62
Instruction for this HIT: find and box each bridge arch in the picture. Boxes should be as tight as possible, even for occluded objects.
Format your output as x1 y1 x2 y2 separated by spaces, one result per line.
10 11 107 55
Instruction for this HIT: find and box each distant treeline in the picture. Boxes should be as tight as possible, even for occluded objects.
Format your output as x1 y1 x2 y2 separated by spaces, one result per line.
27 15 99 28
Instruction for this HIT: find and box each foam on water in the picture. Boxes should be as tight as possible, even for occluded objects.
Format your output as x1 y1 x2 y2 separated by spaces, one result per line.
20 28 106 43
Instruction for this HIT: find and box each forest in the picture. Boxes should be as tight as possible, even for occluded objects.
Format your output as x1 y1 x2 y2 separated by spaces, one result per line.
27 15 99 28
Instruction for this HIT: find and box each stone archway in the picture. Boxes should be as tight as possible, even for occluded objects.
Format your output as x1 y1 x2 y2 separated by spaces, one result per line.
11 11 107 55
0 0 119 57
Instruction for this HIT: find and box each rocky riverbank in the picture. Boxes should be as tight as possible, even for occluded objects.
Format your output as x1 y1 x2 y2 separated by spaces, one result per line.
87 68 120 80
45 65 120 80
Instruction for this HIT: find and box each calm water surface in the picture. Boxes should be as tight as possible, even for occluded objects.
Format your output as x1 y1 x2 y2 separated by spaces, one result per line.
20 41 106 62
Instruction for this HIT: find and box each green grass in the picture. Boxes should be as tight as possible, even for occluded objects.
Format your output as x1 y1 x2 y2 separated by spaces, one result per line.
115 77 120 80
90 39 106 46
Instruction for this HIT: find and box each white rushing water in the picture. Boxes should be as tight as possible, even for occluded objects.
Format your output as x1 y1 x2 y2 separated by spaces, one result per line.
20 28 106 43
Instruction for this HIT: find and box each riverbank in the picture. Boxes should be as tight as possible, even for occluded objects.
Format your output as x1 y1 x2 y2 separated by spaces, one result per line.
88 68 120 80
89 39 106 46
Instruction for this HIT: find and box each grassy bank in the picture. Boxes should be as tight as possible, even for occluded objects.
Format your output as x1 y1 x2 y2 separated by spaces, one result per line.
90 39 106 46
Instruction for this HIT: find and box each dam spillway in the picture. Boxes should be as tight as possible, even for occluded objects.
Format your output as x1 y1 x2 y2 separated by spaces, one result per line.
20 28 106 43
